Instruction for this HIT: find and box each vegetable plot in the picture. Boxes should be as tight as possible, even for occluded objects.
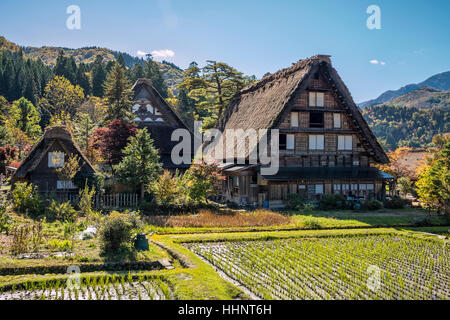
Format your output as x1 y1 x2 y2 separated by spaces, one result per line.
0 274 173 300
187 235 449 300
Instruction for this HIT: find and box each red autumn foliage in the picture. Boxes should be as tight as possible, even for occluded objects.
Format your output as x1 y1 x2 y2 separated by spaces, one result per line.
0 145 19 173
8 160 21 168
90 119 137 167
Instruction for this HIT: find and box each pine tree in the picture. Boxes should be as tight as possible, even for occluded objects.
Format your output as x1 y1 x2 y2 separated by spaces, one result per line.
176 89 195 129
76 63 91 96
115 128 162 199
74 112 97 153
179 60 251 128
117 54 126 68
103 63 133 121
144 58 168 98
54 50 67 77
129 63 145 83
91 55 106 97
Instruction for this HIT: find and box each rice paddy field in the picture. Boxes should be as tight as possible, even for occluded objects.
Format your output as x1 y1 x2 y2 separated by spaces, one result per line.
0 274 173 300
187 234 450 300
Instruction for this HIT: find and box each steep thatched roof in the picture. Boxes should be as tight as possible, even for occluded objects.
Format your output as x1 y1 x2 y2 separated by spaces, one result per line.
13 126 96 179
217 56 321 132
131 78 193 169
131 78 189 130
213 55 389 163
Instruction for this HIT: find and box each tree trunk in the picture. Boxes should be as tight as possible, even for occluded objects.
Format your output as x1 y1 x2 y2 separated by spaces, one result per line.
140 184 145 202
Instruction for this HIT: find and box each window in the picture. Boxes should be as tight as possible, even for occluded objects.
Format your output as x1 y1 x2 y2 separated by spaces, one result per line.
334 184 341 192
309 135 324 150
309 112 324 128
316 93 324 107
359 184 367 191
307 184 323 195
338 135 352 150
367 184 374 191
232 176 239 187
351 184 358 191
286 134 295 150
315 184 324 194
57 180 76 190
342 184 349 191
48 152 64 168
333 113 341 128
353 158 360 166
290 112 299 127
132 104 140 112
298 184 306 190
309 92 324 107
279 134 287 150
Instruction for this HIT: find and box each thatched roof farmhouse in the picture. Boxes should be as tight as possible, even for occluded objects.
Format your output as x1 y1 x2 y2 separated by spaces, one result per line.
13 126 96 193
211 55 393 207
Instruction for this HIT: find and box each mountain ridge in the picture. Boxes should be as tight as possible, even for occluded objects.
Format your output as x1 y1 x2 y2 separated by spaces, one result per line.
359 71 450 107
376 86 450 109
0 36 184 93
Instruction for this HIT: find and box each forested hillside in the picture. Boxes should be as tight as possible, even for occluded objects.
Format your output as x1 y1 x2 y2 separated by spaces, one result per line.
0 50 53 105
0 36 184 93
362 104 449 150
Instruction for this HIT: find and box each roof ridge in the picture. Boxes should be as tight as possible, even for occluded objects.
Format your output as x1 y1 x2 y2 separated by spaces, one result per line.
240 55 330 94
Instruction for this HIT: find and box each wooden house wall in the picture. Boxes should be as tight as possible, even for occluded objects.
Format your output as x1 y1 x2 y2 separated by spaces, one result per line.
277 71 373 168
30 139 92 193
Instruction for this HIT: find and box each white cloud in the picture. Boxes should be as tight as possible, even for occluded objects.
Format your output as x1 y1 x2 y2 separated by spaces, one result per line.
370 59 386 66
136 50 148 57
151 49 175 59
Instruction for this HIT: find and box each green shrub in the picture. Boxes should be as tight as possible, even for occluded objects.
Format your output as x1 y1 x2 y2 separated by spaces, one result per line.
48 200 77 222
0 193 12 233
365 199 383 211
9 222 42 255
284 194 305 211
385 196 405 209
303 218 322 229
78 183 96 217
12 182 43 217
301 203 315 214
99 211 142 259
139 200 207 216
413 217 433 227
47 239 72 252
318 194 347 210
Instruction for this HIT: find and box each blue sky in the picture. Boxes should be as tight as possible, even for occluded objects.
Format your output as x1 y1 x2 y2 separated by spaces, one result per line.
0 0 449 102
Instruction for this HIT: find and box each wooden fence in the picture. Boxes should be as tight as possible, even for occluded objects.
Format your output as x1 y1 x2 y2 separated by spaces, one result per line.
41 193 140 209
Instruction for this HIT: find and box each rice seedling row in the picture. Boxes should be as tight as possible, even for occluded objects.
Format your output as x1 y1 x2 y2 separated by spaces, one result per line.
186 234 449 300
0 274 173 300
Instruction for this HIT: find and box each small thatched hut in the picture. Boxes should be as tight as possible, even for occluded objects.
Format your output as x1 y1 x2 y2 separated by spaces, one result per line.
12 126 96 193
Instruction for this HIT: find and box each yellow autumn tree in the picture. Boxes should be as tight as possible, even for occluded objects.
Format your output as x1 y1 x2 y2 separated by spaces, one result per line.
39 76 85 124
375 146 415 179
